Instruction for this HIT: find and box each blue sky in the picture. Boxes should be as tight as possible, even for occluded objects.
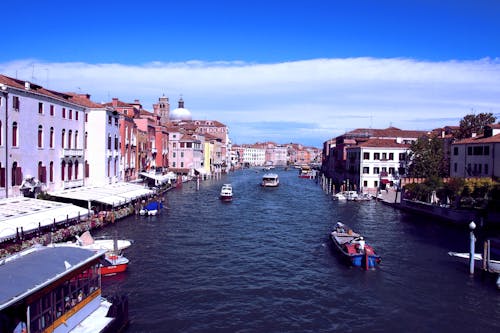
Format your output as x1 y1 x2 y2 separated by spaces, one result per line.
2 0 500 146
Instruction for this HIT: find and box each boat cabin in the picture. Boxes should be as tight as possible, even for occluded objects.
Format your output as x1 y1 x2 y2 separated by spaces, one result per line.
0 245 123 333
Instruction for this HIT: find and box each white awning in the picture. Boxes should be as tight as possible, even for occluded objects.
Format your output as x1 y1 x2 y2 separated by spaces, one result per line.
0 197 89 242
139 172 171 185
195 168 207 175
49 182 154 207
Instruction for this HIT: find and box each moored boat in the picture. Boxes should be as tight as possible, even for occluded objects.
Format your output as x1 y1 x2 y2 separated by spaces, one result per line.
330 222 381 269
220 184 233 201
261 173 280 187
0 245 129 333
448 251 500 273
140 201 163 216
298 165 314 179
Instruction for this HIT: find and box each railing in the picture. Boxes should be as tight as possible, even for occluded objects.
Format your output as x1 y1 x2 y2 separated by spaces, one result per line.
61 149 84 158
63 179 84 189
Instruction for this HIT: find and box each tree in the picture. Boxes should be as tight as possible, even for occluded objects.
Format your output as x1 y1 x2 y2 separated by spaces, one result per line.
457 112 497 139
407 135 447 178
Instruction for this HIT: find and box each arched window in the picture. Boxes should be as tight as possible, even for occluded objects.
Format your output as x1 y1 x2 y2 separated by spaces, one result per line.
61 161 66 181
49 161 54 182
50 127 54 148
68 161 73 180
12 122 18 147
38 125 43 148
114 135 118 150
108 134 111 150
85 132 88 149
68 130 72 149
114 158 117 176
75 131 78 148
61 130 65 149
75 160 79 179
107 159 110 177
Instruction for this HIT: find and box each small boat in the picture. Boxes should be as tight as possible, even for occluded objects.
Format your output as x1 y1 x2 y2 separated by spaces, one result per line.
448 252 500 273
298 165 314 179
0 245 129 332
330 222 381 269
140 201 163 215
52 231 132 276
220 183 233 201
261 173 279 187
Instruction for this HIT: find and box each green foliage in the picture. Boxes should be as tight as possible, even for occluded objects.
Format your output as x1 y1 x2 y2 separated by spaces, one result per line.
457 112 497 139
407 135 446 178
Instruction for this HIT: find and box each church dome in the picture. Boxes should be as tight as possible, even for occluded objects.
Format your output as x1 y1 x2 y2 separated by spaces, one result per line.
170 97 192 121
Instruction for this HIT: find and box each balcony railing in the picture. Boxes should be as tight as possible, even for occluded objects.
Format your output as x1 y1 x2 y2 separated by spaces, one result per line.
63 179 84 189
61 148 84 158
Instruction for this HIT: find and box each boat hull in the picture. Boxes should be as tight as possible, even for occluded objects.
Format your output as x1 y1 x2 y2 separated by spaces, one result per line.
220 195 233 201
329 222 381 269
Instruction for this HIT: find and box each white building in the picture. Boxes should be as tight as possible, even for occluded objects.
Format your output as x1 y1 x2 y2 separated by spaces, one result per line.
346 138 410 194
450 125 500 178
0 75 121 198
242 147 266 166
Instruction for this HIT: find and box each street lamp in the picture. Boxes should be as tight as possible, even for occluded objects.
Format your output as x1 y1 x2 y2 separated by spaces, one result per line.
0 84 8 198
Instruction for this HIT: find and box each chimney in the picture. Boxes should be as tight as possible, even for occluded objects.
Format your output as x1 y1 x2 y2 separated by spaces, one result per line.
112 97 118 107
471 132 477 138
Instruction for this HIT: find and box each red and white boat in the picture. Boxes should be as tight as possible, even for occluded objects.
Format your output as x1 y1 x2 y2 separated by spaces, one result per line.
52 231 132 276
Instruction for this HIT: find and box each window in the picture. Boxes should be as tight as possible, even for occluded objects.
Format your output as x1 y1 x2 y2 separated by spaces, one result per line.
69 109 73 119
389 167 395 175
85 113 88 122
374 167 380 174
453 147 458 155
61 161 65 181
467 147 472 155
68 130 72 149
67 161 72 180
12 122 18 146
473 146 483 155
114 135 118 150
180 152 184 158
75 160 79 179
38 125 43 148
389 153 394 160
454 163 457 173
75 131 78 148
374 153 380 160
382 153 387 160
85 132 88 149
38 102 43 114
485 164 489 174
50 105 54 116
12 96 20 110
107 160 110 177
173 152 176 158
484 146 490 155
374 180 378 188
108 115 112 124
172 162 176 167
75 111 79 120
363 152 370 160
399 153 406 161
180 162 184 168
61 130 65 148
363 181 368 187
108 135 111 149
363 167 369 174
49 161 54 182
62 108 66 118
85 161 90 178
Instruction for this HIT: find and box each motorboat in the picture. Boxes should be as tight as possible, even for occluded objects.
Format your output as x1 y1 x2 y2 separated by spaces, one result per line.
261 173 279 187
333 191 359 201
52 231 132 276
298 165 314 179
140 201 163 216
330 222 381 269
448 252 500 273
0 245 129 332
220 184 233 201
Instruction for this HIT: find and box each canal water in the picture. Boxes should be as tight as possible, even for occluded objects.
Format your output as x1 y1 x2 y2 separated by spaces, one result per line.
98 168 499 333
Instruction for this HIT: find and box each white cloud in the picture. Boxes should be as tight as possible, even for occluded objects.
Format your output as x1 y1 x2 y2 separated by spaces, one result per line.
1 57 499 146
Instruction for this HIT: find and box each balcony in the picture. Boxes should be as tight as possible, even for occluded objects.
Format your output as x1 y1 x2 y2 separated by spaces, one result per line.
61 148 84 158
63 179 84 189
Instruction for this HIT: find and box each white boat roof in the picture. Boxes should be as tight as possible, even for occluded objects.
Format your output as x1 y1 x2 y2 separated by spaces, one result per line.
0 245 104 310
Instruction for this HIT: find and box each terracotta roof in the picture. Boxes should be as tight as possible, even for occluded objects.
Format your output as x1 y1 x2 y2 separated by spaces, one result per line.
345 127 427 139
65 93 103 108
453 133 500 144
347 138 411 149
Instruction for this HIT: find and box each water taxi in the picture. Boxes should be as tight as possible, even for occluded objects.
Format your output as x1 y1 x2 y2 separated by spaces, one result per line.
0 245 128 332
220 184 233 201
261 173 279 187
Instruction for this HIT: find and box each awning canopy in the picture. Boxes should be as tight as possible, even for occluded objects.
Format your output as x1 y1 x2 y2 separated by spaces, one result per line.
0 197 89 242
194 168 207 175
139 172 172 185
49 182 154 208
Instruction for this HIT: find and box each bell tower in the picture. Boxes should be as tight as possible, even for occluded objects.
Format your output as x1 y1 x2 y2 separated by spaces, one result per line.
153 94 170 125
